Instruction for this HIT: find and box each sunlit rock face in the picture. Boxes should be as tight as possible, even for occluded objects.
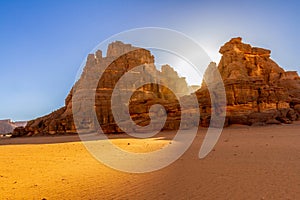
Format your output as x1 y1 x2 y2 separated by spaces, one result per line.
20 41 192 136
196 37 300 126
14 38 300 136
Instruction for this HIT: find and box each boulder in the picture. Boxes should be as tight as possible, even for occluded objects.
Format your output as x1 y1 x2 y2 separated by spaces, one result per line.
286 109 299 121
11 127 27 137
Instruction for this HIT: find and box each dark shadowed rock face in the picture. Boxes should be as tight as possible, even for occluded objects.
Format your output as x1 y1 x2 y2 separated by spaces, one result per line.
17 38 300 136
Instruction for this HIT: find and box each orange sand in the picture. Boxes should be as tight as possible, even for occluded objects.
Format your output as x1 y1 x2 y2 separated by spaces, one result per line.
1 123 300 199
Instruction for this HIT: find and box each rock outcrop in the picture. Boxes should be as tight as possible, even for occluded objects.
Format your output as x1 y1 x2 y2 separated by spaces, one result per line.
18 41 193 136
196 37 300 126
15 38 300 136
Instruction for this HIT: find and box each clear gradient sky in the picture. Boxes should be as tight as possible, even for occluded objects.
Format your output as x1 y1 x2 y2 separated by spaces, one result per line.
1 0 300 121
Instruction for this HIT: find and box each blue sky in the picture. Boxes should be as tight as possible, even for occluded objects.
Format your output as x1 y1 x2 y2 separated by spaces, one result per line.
1 0 300 121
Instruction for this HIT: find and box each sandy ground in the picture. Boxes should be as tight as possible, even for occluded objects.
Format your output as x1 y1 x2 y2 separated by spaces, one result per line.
1 123 300 199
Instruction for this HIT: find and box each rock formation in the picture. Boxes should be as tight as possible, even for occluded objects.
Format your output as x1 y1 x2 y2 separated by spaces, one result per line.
15 41 193 136
0 119 26 135
13 38 300 136
196 37 300 126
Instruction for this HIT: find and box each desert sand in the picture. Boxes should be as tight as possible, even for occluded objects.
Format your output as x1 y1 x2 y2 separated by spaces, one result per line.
1 123 300 199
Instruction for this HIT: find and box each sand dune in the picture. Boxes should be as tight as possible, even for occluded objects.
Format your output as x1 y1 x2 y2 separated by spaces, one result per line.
1 123 300 199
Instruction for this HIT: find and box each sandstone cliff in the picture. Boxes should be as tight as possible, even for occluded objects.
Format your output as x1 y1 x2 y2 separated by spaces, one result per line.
16 41 192 136
13 38 300 136
196 37 300 126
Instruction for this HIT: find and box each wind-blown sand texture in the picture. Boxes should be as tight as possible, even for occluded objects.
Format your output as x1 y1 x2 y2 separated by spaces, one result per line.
1 123 300 199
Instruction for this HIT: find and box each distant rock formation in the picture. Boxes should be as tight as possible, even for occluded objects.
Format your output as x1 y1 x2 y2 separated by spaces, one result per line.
0 119 27 134
13 38 300 136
